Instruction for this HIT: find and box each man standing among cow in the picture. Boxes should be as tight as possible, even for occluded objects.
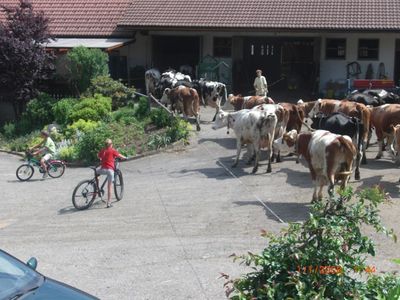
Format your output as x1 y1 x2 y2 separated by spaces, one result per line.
254 69 268 96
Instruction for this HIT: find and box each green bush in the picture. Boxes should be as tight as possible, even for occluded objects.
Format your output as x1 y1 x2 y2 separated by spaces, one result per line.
24 93 57 127
85 75 136 109
150 108 173 128
68 94 111 123
2 122 16 138
65 119 100 139
147 133 171 150
58 145 78 161
67 46 109 94
119 145 136 157
75 124 114 162
6 130 41 152
134 96 150 119
10 93 58 135
225 187 399 299
112 107 137 125
166 118 191 143
52 98 78 125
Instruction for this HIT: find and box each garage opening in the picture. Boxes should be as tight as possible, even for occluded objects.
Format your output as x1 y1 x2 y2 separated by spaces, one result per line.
152 35 200 77
236 37 320 101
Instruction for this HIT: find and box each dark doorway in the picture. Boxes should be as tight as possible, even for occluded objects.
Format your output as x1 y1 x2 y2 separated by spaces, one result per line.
394 40 400 86
238 37 318 101
242 38 282 94
152 35 200 76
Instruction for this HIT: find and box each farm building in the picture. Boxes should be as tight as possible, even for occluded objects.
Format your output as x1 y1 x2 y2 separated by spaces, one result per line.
2 0 400 99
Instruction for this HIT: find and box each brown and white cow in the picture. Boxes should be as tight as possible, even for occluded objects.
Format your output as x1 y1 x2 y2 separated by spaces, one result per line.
390 124 400 164
161 86 201 131
252 104 290 162
370 104 400 159
276 129 356 201
307 98 370 164
228 94 274 111
212 109 277 173
297 99 316 121
279 102 305 133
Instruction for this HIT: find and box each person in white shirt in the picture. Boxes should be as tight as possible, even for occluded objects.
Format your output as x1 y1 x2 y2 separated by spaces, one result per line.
253 69 268 96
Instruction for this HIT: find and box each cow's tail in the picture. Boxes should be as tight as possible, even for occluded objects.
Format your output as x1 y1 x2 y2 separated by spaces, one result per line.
191 89 200 114
338 136 357 162
295 106 305 132
356 117 364 157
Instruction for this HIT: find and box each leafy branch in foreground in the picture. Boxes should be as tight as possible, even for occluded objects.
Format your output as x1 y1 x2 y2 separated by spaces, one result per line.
223 187 399 299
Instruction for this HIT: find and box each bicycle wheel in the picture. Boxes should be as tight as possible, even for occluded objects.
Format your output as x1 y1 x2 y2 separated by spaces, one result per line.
16 164 34 181
48 161 66 178
114 170 124 201
72 180 97 210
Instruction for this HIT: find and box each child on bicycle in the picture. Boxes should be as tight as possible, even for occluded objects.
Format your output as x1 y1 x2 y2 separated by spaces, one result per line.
97 138 126 208
30 130 56 178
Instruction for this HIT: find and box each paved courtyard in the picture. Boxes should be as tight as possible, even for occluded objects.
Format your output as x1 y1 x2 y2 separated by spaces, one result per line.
0 107 399 299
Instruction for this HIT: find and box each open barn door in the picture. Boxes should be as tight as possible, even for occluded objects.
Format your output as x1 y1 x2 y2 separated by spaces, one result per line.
152 35 200 78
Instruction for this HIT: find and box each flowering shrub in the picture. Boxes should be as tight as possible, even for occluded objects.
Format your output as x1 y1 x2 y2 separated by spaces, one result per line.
224 187 399 299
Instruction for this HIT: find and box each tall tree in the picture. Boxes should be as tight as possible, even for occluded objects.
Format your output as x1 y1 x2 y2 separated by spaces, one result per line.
0 0 55 118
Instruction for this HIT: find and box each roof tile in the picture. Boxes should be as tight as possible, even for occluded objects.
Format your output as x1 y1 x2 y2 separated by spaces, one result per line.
119 0 400 31
0 0 132 37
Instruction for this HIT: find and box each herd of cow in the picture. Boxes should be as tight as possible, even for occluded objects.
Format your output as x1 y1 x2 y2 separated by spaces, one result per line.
145 68 228 130
145 68 400 202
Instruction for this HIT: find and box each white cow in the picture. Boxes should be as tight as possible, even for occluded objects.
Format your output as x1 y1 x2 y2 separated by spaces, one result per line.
252 104 290 162
145 68 191 98
212 109 277 173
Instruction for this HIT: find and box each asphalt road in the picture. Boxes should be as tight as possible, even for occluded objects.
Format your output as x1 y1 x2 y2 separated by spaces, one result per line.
1 106 399 299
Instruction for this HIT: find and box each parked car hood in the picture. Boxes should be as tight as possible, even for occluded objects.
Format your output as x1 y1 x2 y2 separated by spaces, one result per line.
20 277 98 300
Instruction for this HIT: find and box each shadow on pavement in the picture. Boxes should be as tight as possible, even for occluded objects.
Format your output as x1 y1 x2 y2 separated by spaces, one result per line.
356 175 399 197
233 200 310 222
276 168 313 189
198 137 236 150
58 201 107 215
8 178 44 183
361 159 397 170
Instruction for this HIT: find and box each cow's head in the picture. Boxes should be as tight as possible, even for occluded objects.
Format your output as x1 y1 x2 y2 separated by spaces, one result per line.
160 88 172 105
273 129 298 154
228 94 236 104
389 124 400 164
308 98 322 118
212 110 229 130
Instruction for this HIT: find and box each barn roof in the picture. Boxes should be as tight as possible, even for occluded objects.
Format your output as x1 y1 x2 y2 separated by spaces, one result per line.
0 0 132 37
119 0 400 32
2 0 400 37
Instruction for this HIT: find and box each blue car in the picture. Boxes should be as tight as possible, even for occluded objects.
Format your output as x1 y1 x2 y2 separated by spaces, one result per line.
0 249 98 300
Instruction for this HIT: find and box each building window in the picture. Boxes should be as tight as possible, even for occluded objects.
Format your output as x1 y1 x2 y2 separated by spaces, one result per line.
214 37 232 57
325 38 346 59
358 39 379 60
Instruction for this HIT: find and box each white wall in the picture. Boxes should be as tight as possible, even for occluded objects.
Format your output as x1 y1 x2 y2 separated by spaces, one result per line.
319 32 399 95
120 33 151 70
122 30 400 94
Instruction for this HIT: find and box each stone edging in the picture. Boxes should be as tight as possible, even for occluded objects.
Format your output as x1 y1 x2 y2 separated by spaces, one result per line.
0 139 187 167
0 149 25 157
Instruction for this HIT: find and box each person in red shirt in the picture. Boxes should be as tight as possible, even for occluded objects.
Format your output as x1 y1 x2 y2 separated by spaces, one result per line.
97 138 127 208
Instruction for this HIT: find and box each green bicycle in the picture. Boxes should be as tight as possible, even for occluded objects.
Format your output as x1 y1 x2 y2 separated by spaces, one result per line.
16 151 66 181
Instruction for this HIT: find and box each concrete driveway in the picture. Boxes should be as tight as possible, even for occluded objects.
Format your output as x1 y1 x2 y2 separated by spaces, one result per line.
0 106 399 299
